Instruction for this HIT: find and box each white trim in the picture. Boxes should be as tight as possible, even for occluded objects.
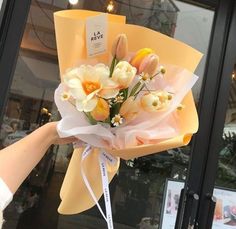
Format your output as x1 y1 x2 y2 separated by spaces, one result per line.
0 178 13 211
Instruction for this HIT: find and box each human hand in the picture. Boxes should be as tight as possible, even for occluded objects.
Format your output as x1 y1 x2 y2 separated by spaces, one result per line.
44 122 77 145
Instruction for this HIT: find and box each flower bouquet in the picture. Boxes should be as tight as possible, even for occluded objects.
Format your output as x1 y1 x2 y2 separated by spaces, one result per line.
54 9 202 228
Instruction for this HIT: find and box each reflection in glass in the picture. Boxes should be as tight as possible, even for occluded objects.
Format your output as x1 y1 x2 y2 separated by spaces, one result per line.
212 65 236 228
216 64 236 190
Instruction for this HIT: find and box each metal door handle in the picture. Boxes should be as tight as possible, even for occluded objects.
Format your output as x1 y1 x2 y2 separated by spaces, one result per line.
188 191 199 227
205 194 217 229
175 189 199 229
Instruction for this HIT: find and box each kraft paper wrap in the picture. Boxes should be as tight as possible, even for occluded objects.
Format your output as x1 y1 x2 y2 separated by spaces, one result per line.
54 10 203 214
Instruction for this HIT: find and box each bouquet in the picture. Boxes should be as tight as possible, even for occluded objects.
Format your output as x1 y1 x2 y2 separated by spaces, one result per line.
54 10 202 229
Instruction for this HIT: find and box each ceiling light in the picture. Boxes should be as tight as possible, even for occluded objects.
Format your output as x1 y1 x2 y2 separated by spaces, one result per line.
232 72 235 80
69 0 79 5
107 1 115 13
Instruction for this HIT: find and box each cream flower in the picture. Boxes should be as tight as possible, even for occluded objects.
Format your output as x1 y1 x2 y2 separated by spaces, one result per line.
63 64 119 112
112 61 137 89
120 96 140 123
140 91 172 112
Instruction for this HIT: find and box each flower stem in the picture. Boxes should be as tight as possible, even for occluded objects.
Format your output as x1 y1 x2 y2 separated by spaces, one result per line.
109 56 117 78
120 88 128 100
84 112 97 125
150 70 161 80
134 84 146 99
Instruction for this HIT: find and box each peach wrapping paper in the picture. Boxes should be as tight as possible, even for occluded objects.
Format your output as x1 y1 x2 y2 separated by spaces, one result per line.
54 10 203 214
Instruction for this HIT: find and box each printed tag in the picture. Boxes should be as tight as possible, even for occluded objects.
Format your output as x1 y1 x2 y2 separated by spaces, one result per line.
86 14 108 57
82 145 92 160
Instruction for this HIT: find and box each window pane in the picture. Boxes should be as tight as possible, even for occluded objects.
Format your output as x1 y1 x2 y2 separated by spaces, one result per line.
213 64 236 228
1 1 215 229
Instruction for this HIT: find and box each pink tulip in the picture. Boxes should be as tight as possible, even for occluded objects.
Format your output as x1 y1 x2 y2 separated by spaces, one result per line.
111 34 128 60
130 48 154 70
139 54 159 76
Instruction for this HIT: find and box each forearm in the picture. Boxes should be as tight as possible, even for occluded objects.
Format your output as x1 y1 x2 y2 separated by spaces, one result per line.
0 122 57 194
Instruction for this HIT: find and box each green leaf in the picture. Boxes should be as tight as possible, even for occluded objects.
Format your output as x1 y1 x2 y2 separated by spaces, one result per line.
129 82 141 97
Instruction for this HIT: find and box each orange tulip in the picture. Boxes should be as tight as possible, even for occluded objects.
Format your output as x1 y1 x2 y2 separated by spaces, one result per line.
139 54 159 76
111 34 128 60
130 48 154 72
90 98 110 121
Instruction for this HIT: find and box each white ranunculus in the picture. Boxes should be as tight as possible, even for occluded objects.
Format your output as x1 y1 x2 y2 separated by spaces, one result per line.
140 91 171 112
112 61 137 89
140 93 161 112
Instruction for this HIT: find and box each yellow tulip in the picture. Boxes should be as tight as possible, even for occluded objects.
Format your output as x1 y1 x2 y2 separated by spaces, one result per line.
130 48 154 72
90 98 110 121
120 96 140 123
111 34 128 60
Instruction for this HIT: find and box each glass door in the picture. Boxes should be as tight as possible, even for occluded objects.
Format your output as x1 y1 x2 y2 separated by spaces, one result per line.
213 64 236 228
66 1 216 229
0 0 217 229
191 1 236 228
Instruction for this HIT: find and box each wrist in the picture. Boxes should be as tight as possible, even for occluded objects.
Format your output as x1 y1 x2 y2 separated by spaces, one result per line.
43 122 59 145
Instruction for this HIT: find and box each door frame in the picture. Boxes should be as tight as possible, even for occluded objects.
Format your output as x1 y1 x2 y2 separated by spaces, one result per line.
0 0 31 124
196 0 236 228
179 0 234 229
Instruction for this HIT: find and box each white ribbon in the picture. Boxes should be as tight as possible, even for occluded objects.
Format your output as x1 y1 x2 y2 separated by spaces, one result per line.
81 145 117 229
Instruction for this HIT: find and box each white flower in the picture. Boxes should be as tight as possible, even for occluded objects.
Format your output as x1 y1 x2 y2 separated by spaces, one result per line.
140 91 172 112
159 65 166 74
112 61 137 89
139 72 151 83
111 114 123 127
114 93 124 103
60 91 70 101
107 99 113 108
63 64 119 112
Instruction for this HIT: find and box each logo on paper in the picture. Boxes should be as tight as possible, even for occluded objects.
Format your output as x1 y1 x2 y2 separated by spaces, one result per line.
91 31 104 41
